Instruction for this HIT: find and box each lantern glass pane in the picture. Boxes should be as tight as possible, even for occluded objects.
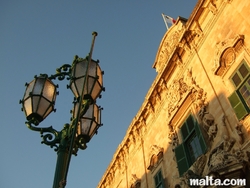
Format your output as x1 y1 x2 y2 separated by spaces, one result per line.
24 80 35 99
37 97 51 118
43 105 53 119
75 77 86 97
92 82 102 101
75 60 87 77
43 80 56 101
24 98 32 116
32 96 40 113
88 61 96 77
84 104 93 118
80 119 91 135
87 77 95 94
33 78 45 95
89 122 97 138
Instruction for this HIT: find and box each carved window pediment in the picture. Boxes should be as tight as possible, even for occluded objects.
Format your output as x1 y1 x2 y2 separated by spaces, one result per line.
213 34 244 76
130 174 141 188
147 145 164 171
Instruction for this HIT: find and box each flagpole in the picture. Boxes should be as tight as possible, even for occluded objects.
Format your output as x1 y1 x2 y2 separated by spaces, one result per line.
162 13 169 30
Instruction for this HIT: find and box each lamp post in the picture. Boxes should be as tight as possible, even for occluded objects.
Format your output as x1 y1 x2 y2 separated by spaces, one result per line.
19 32 104 188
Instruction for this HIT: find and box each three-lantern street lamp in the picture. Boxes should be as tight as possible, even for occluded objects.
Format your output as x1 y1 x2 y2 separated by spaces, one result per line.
19 32 104 188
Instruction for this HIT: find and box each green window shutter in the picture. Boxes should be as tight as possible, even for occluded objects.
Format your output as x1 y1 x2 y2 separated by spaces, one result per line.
154 170 164 188
228 91 248 120
175 143 189 176
181 123 189 141
194 121 207 154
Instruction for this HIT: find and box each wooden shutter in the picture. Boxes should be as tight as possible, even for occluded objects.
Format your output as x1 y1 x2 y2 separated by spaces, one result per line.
175 143 189 176
228 91 248 120
194 121 207 154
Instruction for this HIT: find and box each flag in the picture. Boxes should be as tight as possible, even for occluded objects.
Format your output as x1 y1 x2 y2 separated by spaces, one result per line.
162 14 176 29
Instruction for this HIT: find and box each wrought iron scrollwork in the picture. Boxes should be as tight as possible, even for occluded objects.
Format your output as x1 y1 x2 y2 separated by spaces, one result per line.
49 64 72 81
26 120 60 151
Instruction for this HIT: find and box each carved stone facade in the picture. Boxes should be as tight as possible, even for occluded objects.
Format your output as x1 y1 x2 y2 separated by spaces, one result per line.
97 0 250 187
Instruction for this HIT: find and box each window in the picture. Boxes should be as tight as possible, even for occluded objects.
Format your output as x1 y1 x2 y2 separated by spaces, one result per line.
174 115 207 176
154 170 164 188
228 61 250 120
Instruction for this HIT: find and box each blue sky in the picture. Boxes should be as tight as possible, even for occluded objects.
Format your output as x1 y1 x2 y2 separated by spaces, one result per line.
0 1 197 187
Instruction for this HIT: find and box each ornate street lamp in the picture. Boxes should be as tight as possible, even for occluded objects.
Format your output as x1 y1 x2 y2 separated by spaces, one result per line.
22 74 57 124
19 32 104 188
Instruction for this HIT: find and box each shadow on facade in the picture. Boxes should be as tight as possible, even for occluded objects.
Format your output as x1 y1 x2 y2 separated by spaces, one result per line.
128 92 250 188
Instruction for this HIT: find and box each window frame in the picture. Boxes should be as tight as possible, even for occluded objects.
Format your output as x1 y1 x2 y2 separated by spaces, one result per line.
153 169 165 188
174 114 207 176
228 60 250 120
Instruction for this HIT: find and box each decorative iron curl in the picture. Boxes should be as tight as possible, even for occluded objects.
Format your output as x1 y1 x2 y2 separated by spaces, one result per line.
41 128 60 151
49 64 72 81
75 135 88 150
26 120 60 152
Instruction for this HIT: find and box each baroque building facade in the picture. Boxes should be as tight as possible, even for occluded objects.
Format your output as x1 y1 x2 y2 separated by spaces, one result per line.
98 0 250 187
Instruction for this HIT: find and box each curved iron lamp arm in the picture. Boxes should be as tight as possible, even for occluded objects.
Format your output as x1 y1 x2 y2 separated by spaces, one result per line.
25 120 61 151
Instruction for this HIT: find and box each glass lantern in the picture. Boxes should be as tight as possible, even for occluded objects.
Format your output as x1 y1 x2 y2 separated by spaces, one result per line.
21 75 57 124
70 58 103 103
73 102 102 144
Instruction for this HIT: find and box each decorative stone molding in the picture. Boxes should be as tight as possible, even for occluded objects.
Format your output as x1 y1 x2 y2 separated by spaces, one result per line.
208 0 218 15
194 20 203 37
154 25 185 72
138 116 147 137
146 101 154 114
213 34 244 76
130 174 141 188
191 85 207 110
192 155 207 176
168 128 179 152
147 145 164 171
166 79 186 116
225 0 233 3
236 122 244 144
178 150 207 186
150 145 164 156
198 104 217 142
207 139 237 172
166 69 207 118
241 115 250 134
159 78 168 91
159 31 181 62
